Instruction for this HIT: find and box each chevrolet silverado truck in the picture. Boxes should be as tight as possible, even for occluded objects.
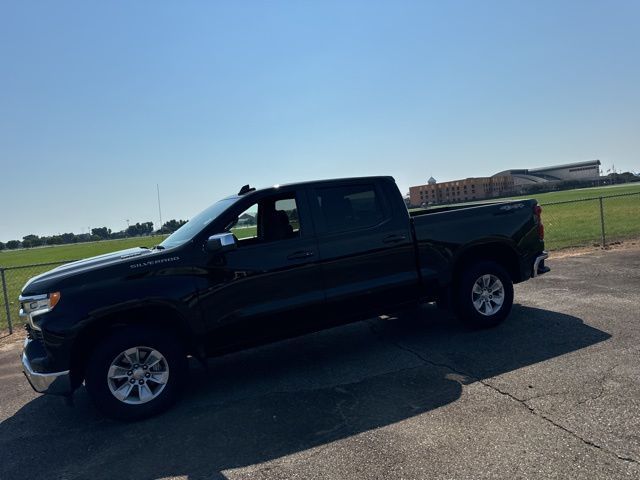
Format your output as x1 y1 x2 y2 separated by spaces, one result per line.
20 176 548 419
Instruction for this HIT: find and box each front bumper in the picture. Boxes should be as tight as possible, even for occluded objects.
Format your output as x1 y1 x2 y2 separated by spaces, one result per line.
22 338 72 395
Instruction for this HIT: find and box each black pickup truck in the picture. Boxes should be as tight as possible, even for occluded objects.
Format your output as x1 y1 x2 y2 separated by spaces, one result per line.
20 176 548 419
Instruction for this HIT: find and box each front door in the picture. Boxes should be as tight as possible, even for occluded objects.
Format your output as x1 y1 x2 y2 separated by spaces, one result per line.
197 188 325 353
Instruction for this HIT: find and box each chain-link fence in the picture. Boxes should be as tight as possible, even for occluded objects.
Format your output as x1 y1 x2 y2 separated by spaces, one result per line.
540 192 640 250
0 260 77 334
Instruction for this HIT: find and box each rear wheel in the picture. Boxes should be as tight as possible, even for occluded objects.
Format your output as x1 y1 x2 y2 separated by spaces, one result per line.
84 325 188 420
454 261 514 328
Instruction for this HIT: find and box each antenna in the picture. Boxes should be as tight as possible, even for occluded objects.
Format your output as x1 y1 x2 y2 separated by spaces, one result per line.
157 184 163 233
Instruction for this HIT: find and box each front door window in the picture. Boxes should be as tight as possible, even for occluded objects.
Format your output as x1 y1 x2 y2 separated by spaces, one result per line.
228 193 300 245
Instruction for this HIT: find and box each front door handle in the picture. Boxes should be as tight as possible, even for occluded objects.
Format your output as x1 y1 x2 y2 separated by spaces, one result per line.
383 234 407 244
287 250 315 260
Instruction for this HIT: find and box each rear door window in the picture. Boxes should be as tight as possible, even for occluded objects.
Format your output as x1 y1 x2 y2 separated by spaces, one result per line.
315 184 388 233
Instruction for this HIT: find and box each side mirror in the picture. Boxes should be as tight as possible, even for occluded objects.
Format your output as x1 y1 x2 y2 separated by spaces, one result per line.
205 233 237 254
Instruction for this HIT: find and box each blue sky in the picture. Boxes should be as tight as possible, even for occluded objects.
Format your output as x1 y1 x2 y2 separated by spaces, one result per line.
1 1 638 241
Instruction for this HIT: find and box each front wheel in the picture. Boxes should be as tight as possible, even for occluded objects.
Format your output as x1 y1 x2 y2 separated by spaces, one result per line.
84 326 188 420
454 261 514 329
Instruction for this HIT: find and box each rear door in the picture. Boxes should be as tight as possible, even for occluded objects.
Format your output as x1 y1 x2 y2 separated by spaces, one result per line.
310 179 419 324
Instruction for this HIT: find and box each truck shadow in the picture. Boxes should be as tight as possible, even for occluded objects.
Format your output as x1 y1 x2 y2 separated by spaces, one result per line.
0 305 610 479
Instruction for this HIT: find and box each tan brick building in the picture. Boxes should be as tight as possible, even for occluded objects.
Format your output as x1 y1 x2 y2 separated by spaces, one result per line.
409 175 514 207
409 160 601 207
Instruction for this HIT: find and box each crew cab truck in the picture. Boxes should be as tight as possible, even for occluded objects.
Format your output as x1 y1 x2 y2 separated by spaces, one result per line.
20 176 548 420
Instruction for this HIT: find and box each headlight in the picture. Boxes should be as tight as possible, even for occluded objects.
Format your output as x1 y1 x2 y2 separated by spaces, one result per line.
19 292 61 331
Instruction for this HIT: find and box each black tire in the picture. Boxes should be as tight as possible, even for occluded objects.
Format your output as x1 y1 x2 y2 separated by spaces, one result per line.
454 260 514 329
84 325 188 421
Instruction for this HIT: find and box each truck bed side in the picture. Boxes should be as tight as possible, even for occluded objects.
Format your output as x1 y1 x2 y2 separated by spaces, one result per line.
410 200 544 297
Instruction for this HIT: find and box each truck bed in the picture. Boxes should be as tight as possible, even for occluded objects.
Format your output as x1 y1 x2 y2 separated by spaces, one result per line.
409 198 543 289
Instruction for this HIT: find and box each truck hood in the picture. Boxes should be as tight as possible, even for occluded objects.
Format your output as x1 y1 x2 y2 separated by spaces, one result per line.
22 247 155 294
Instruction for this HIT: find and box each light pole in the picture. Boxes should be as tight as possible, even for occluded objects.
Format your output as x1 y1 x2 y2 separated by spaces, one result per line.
157 184 163 235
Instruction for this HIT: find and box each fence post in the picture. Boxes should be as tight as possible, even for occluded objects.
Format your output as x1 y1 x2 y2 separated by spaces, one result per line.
598 197 606 248
0 268 12 334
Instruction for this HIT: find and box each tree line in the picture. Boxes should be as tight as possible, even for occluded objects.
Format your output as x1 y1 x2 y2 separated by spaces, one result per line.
0 219 187 251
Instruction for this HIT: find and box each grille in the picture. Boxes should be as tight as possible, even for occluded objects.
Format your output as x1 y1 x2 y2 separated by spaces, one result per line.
32 329 44 343
25 324 45 345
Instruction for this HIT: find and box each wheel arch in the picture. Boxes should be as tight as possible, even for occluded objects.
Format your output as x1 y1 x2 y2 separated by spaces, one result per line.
69 303 198 387
452 241 521 286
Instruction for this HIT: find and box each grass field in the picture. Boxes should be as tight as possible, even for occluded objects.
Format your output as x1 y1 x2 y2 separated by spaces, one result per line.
1 183 639 331
0 236 167 268
505 183 640 250
0 227 259 268
540 190 640 250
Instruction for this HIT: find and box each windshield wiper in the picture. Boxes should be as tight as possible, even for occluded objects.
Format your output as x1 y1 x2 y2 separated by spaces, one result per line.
152 245 165 250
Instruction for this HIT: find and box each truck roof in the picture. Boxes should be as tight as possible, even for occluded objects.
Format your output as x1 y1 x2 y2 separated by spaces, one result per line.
226 176 396 199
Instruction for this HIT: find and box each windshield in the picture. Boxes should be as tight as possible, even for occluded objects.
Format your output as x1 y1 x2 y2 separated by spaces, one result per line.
159 197 238 249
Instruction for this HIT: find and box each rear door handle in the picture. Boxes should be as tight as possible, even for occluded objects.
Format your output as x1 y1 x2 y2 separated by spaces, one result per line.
383 234 407 244
287 250 315 260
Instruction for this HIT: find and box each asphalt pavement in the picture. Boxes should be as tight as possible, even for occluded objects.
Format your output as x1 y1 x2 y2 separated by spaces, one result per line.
0 246 639 479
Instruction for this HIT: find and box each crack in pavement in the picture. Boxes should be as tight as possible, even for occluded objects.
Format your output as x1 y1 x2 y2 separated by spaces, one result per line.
365 319 639 466
573 363 618 408
365 320 471 381
482 381 638 465
524 364 618 406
